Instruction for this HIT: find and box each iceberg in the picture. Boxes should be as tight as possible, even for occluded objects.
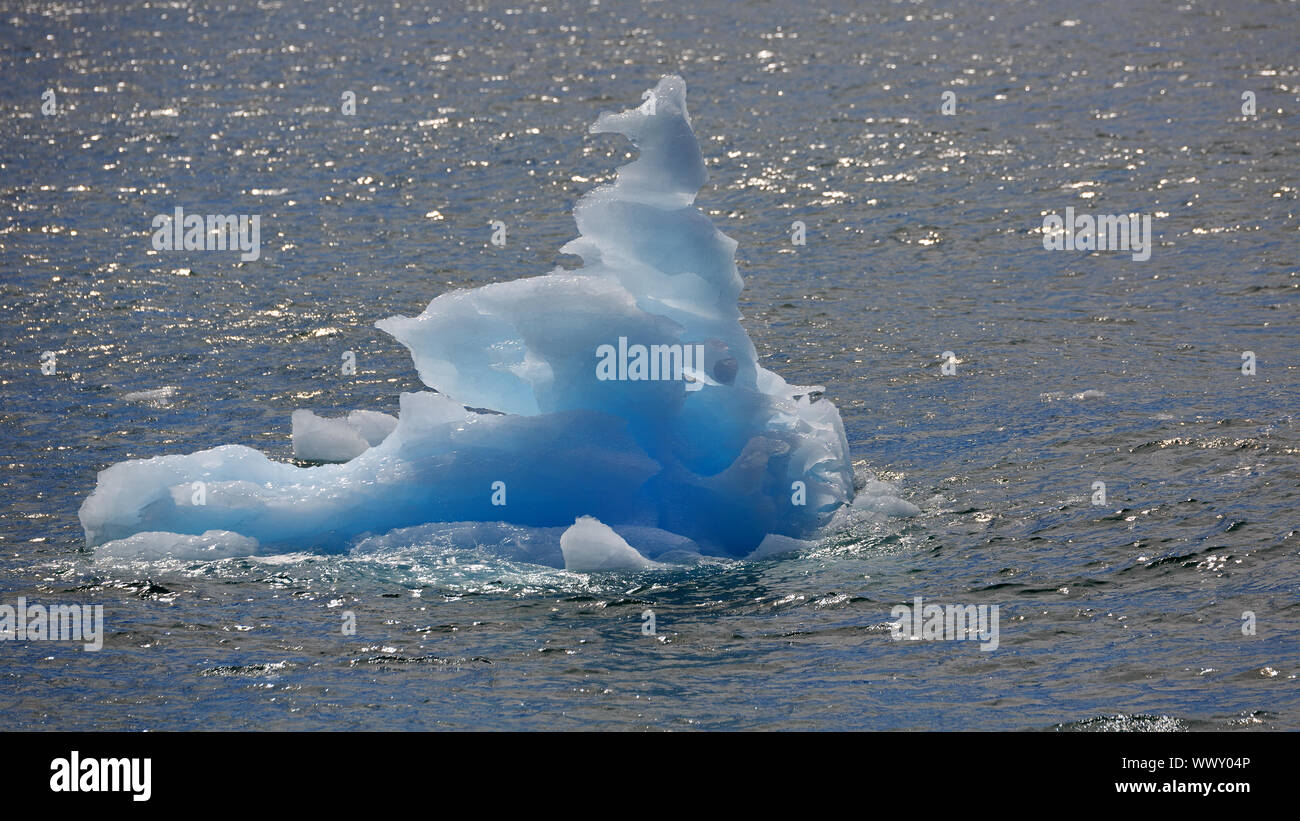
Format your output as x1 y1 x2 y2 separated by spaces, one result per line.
79 76 857 564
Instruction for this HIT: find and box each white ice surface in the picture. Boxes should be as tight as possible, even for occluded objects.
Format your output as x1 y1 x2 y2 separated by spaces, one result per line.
291 409 398 462
559 516 661 572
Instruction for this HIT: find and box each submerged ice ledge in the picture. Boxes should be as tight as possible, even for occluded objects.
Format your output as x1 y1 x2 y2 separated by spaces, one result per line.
80 76 911 570
92 469 916 570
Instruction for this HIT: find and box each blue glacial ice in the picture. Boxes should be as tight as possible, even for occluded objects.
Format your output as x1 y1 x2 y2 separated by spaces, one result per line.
80 76 904 569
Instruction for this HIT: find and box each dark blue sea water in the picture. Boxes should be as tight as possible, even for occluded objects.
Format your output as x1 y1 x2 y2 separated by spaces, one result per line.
1 0 1296 730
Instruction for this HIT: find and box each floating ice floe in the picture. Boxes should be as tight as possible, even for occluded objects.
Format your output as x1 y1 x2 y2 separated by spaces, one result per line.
81 76 913 568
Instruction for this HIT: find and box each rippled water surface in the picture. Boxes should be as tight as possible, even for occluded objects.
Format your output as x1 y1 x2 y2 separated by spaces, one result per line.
1 0 1297 730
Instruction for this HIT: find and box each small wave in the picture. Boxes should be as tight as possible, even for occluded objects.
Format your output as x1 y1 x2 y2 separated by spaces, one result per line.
121 386 178 405
200 661 289 678
1056 714 1186 732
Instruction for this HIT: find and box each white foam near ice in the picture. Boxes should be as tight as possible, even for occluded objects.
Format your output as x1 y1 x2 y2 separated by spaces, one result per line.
80 76 915 569
745 533 819 561
122 386 178 405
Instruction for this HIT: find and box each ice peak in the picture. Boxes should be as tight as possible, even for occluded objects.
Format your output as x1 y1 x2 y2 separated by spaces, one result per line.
589 75 708 209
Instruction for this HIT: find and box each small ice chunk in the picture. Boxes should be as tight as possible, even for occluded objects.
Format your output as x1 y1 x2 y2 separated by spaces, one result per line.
851 479 921 517
291 409 398 462
560 516 659 572
823 475 920 534
351 520 705 569
746 533 817 561
344 410 400 445
96 529 260 560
